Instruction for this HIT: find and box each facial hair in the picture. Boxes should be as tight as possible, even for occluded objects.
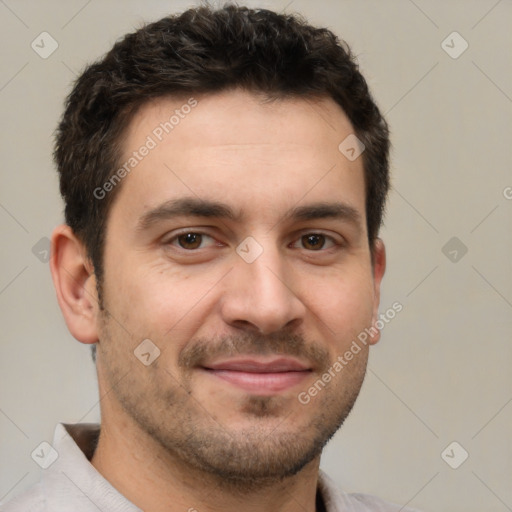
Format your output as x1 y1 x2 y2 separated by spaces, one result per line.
98 317 368 493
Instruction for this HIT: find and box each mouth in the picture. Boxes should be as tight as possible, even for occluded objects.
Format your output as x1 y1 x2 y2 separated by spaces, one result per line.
200 357 313 395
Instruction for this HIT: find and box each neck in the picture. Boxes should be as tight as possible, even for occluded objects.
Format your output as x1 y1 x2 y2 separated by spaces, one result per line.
91 413 322 512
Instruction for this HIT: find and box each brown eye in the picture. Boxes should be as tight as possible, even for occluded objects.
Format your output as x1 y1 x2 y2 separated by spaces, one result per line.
177 233 203 249
301 234 326 250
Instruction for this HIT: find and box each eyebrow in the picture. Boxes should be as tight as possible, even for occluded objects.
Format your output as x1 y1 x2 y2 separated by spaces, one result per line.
136 197 362 232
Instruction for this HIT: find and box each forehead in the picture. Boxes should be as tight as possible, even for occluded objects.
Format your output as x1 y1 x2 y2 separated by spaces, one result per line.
127 90 355 154
111 89 366 229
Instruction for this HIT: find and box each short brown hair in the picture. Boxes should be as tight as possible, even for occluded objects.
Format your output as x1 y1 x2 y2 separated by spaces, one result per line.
54 3 390 297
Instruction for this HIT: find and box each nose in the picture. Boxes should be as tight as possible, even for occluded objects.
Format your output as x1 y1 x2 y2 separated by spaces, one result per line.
219 244 306 335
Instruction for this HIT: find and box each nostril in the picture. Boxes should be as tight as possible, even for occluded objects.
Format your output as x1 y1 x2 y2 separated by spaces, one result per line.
230 319 261 332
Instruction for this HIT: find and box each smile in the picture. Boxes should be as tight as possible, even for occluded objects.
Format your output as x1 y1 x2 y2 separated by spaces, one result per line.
200 357 312 395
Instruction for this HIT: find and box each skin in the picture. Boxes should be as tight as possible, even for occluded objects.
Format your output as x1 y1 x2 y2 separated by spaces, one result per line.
50 89 386 512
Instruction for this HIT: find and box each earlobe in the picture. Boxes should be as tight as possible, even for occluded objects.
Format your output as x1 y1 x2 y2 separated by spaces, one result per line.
50 225 100 344
369 238 386 345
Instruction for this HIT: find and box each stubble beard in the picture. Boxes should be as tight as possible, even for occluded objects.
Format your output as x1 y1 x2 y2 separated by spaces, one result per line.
97 310 368 493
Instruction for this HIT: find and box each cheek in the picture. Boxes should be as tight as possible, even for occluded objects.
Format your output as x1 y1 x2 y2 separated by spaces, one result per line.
104 259 219 346
305 264 375 342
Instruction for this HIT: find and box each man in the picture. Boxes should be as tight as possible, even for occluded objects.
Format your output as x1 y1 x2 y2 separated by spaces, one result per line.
1 4 419 512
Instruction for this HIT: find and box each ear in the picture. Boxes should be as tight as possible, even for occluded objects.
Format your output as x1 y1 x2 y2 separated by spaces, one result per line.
368 238 386 345
50 225 100 344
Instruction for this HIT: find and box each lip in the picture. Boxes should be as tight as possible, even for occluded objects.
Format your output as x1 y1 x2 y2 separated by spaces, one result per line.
204 357 310 372
201 357 312 395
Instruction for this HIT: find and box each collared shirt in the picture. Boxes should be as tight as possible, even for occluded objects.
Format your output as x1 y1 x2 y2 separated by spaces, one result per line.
0 423 421 512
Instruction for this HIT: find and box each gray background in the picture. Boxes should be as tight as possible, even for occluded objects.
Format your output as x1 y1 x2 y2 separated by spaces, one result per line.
1 1 511 511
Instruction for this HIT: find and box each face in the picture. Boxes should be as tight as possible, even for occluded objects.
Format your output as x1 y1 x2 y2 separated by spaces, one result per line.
94 89 385 486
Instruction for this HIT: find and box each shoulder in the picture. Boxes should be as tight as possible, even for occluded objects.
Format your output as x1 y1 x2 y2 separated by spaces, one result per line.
348 492 422 511
318 470 422 512
0 482 45 512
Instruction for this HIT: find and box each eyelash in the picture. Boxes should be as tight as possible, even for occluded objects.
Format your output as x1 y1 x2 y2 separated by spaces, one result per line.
164 230 342 252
